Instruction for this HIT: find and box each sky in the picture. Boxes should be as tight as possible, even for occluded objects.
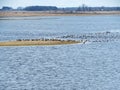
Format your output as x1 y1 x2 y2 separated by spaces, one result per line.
0 0 120 8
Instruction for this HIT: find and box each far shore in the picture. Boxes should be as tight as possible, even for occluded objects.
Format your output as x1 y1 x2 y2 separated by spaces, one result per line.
0 11 120 17
0 39 80 46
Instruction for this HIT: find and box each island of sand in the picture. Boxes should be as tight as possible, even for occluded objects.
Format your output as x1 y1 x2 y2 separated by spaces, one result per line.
0 39 80 46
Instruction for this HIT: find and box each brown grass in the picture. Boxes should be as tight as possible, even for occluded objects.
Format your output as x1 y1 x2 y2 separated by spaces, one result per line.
0 40 80 46
0 11 120 17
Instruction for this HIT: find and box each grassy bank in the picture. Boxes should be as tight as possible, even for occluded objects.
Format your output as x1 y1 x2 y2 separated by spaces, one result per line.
0 11 120 17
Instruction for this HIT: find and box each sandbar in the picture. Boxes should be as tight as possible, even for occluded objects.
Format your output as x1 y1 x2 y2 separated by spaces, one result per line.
0 40 80 46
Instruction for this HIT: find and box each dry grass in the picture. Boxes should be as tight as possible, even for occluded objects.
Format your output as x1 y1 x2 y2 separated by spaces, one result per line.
0 40 80 46
0 11 120 17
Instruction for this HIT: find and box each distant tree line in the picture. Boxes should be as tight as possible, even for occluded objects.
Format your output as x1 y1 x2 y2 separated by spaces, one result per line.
0 6 58 11
77 6 120 11
0 5 120 11
1 6 13 11
23 6 58 11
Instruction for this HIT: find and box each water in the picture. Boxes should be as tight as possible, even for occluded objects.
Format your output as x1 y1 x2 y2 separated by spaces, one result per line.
0 15 120 90
0 15 120 41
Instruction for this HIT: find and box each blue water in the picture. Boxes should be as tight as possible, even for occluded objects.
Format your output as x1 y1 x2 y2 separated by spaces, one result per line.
0 15 120 90
0 15 120 41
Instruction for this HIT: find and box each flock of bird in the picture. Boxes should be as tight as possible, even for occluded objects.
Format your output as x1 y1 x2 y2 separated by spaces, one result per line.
59 31 120 43
16 31 120 44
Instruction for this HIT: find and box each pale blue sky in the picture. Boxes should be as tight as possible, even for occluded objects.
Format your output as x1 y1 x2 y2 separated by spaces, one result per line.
0 0 120 8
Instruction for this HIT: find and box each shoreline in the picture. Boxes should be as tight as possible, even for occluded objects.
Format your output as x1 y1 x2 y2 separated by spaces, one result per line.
0 11 120 17
0 39 80 46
